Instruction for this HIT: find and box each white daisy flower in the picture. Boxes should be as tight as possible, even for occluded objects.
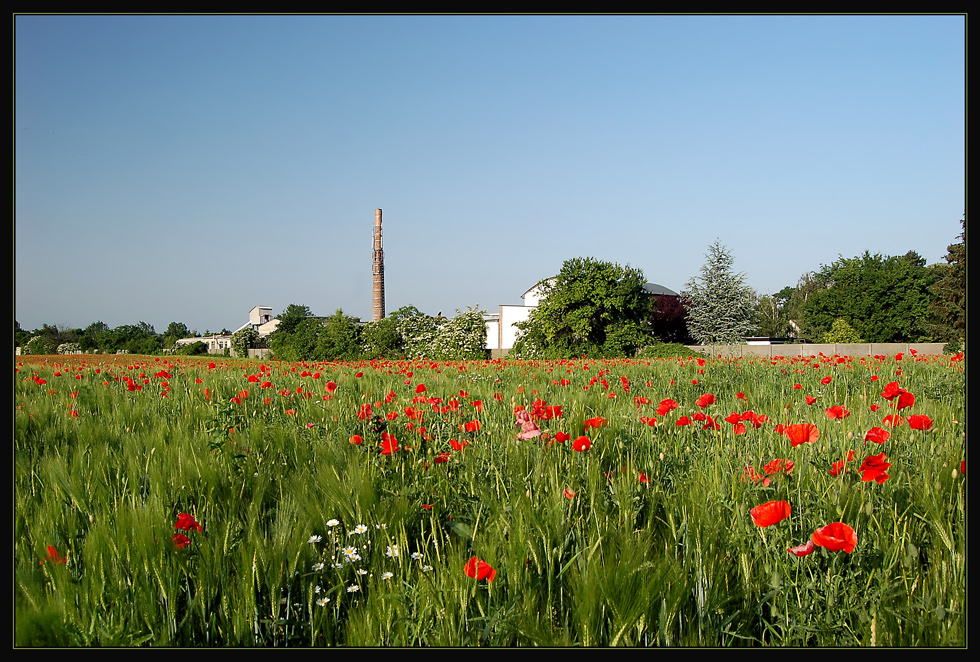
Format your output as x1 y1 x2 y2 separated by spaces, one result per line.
314 585 322 594
347 585 360 593
326 519 340 527
422 565 433 573
386 545 399 557
381 572 394 580
308 535 322 544
352 524 368 535
342 546 358 557
411 552 423 560
316 597 330 607
333 563 343 569
356 569 368 575
312 562 324 571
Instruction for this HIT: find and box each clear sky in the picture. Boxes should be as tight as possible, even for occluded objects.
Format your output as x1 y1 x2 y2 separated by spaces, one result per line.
15 14 965 335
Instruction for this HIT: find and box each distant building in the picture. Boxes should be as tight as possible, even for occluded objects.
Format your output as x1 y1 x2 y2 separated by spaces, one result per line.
174 306 279 355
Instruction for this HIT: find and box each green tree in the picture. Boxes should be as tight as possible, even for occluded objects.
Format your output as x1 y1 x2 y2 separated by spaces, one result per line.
820 318 865 343
683 240 757 345
800 251 936 343
314 310 363 361
753 291 793 339
512 257 653 359
80 321 113 352
230 327 260 358
928 216 966 343
162 322 192 351
361 316 404 358
15 321 31 350
275 304 314 336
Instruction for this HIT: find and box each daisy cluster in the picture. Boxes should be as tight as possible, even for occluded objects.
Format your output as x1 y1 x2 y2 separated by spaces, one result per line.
305 518 431 603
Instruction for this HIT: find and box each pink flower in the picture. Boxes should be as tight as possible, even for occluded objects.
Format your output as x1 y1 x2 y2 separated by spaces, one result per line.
515 410 541 440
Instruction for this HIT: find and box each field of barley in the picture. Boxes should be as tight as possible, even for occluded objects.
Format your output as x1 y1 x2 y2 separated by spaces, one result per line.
14 351 966 647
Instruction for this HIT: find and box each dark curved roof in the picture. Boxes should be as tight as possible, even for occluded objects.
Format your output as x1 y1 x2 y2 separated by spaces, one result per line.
643 282 679 296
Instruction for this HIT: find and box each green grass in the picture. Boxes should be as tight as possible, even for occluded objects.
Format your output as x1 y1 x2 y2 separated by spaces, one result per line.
14 352 966 646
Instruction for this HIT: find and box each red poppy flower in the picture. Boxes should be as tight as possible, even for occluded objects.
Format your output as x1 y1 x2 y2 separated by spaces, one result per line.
640 416 657 427
880 381 904 400
821 376 832 385
763 458 794 475
380 432 400 455
825 405 851 420
173 533 192 550
805 396 817 405
572 436 591 452
463 420 482 433
583 416 608 429
696 393 716 408
864 427 890 444
463 556 496 583
434 452 451 464
895 391 915 411
325 381 338 393
45 545 67 564
907 415 933 431
736 392 747 400
676 416 692 427
349 434 363 445
415 384 427 393
563 488 577 499
811 522 857 553
554 432 571 443
175 513 203 533
751 500 791 528
858 452 891 483
783 423 819 447
657 399 679 416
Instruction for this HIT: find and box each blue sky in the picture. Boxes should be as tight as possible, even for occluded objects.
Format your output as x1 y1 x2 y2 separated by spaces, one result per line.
15 14 965 335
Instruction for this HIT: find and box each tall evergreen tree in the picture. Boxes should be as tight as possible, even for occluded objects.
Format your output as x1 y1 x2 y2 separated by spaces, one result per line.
683 240 756 345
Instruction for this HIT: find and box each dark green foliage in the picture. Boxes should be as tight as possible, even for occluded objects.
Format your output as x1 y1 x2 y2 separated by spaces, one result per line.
800 251 937 343
512 257 653 358
176 340 209 356
162 321 192 350
927 217 966 343
269 308 363 361
361 317 404 358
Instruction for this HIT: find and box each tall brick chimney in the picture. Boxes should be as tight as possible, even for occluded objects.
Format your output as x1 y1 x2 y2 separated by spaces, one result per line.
372 209 385 321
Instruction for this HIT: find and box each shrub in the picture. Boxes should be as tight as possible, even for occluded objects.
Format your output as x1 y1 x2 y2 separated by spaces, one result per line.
231 327 260 358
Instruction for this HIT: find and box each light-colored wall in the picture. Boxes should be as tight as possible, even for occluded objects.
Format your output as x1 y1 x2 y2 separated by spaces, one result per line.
685 343 948 358
485 320 500 350
499 305 535 350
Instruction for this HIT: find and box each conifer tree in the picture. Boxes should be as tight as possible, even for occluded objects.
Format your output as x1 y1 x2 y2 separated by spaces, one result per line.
683 240 756 345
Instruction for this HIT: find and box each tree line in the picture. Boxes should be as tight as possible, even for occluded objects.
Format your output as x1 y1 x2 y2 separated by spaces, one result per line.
511 217 965 358
14 321 221 356
17 217 964 359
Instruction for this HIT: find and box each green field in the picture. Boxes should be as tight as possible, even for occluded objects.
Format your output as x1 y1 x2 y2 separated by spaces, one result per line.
14 351 966 646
